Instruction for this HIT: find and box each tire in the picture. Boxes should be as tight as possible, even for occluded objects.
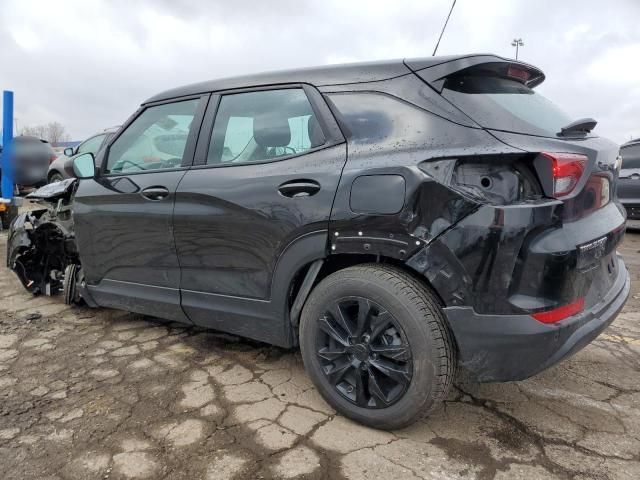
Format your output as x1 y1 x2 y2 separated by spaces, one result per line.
63 264 78 305
299 263 455 430
1 205 19 230
49 172 64 184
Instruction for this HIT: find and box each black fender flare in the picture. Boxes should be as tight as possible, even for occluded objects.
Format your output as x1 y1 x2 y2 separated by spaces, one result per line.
269 230 328 345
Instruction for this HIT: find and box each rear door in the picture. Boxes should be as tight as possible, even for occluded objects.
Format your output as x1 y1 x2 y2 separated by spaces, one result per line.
73 95 208 321
173 85 346 345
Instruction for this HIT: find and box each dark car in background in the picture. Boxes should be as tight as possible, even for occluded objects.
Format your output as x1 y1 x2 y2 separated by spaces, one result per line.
618 138 640 229
47 127 120 182
7 54 630 429
0 135 55 188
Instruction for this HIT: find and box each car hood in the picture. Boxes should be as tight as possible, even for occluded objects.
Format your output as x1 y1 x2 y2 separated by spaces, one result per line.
27 178 77 201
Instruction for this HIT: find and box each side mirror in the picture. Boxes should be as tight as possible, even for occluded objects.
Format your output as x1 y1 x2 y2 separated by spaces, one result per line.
72 153 96 179
64 147 75 157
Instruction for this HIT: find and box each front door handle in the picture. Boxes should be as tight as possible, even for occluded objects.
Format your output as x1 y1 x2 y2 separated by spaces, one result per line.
141 186 170 201
278 179 321 198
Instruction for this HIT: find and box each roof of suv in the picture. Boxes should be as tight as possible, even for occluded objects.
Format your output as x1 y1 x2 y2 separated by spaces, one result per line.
144 53 539 104
621 138 640 149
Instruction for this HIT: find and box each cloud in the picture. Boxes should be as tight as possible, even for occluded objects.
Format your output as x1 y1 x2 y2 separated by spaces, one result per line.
0 0 638 144
587 43 640 87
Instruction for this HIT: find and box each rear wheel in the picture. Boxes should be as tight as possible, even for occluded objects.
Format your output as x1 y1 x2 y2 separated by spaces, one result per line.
299 264 455 430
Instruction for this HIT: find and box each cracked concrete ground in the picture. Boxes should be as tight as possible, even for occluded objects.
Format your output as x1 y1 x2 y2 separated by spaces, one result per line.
1 228 639 480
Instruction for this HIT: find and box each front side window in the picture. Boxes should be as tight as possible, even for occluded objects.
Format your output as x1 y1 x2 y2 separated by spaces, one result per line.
77 134 106 155
207 88 325 165
106 99 199 174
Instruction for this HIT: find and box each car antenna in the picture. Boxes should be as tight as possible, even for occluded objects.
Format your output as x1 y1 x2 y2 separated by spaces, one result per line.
432 0 457 56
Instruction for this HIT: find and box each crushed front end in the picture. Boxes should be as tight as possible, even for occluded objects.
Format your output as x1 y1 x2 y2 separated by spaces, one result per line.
6 179 79 295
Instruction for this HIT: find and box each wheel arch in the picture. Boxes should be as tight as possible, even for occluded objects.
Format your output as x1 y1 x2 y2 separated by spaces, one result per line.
274 234 456 349
286 252 450 336
47 169 63 182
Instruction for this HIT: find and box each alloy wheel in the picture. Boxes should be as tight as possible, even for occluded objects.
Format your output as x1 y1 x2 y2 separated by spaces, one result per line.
315 296 413 409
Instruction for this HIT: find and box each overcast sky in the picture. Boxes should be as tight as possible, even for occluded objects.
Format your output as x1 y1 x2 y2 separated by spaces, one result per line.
0 0 638 144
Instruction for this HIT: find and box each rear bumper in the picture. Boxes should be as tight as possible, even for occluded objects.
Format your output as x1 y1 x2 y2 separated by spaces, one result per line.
444 256 630 382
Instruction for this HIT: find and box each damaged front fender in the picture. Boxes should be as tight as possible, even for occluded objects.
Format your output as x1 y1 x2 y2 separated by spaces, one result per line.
6 179 80 296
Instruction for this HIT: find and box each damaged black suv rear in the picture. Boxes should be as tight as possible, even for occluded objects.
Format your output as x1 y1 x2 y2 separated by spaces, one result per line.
6 54 630 430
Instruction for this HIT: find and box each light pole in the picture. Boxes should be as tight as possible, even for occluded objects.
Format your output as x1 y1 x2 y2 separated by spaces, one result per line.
511 38 524 60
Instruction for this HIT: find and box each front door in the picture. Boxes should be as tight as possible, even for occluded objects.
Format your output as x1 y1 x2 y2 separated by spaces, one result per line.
173 86 346 344
73 96 207 321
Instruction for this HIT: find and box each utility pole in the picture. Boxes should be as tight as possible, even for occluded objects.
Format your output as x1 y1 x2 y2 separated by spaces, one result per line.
511 38 524 60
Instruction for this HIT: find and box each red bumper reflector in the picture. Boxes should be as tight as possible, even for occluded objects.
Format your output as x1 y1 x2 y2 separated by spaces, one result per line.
531 298 585 324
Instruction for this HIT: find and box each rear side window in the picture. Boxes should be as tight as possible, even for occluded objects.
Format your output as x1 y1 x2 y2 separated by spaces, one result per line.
442 75 573 137
207 88 325 165
621 144 640 169
327 92 435 153
106 99 199 174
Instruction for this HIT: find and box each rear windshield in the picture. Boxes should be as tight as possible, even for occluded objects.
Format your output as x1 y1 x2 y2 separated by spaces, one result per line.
621 144 640 169
442 75 573 137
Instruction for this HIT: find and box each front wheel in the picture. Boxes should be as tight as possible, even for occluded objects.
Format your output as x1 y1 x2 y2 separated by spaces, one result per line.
300 264 455 430
63 264 82 305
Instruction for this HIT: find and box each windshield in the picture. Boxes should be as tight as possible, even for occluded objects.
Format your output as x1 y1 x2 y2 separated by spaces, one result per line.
442 75 574 137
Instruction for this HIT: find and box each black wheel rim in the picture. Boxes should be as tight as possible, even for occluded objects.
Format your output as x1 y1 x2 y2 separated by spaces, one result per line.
315 296 413 409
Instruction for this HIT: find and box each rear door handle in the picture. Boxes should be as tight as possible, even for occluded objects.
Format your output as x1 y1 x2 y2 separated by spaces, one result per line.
278 179 321 198
141 186 170 201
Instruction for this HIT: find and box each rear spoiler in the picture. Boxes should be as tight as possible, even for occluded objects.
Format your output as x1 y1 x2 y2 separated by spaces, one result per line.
404 54 545 92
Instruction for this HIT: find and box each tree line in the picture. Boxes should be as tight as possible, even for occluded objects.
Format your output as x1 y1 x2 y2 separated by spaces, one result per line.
20 122 70 144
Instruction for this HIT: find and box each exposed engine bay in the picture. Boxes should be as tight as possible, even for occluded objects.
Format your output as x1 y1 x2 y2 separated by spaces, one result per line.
6 178 82 303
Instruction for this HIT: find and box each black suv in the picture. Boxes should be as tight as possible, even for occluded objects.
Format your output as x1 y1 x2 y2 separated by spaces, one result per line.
7 54 629 429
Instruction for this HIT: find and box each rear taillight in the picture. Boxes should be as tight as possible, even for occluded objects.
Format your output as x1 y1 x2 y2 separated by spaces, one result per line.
49 154 57 164
540 152 588 198
531 297 585 324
